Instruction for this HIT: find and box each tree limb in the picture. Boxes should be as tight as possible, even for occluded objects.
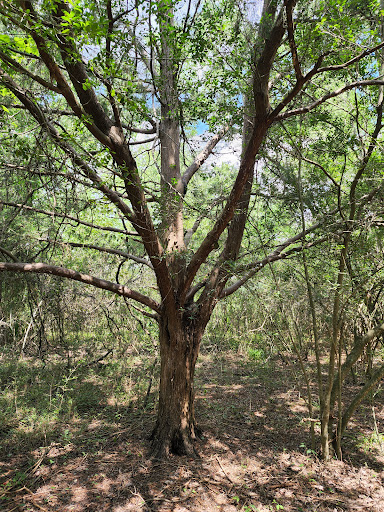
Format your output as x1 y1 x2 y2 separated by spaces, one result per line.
317 41 384 73
0 246 18 262
0 261 160 312
0 50 61 92
285 0 302 80
44 239 153 268
181 125 229 190
0 67 134 223
12 1 113 147
220 235 328 299
340 360 384 436
0 199 135 236
275 80 384 121
180 4 287 299
333 322 384 408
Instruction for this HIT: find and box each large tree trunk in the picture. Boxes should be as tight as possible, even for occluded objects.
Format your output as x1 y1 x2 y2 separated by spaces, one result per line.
150 312 204 458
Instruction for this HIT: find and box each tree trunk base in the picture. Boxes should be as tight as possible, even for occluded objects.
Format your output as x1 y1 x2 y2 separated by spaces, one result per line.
150 422 202 459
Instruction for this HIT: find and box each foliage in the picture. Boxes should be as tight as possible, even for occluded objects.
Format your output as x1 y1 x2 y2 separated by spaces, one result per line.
1 0 384 458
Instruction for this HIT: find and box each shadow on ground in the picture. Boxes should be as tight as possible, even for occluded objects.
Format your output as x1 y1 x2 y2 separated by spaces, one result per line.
1 353 384 511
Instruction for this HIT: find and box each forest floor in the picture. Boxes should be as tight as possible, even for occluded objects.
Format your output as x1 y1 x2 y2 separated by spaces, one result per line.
1 351 384 511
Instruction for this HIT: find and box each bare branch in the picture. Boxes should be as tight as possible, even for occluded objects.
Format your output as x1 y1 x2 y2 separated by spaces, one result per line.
317 41 384 73
0 200 134 236
181 125 229 190
275 80 384 121
0 50 60 92
44 239 153 268
0 40 172 310
126 26 159 80
129 302 159 321
285 0 302 80
300 155 341 189
220 236 327 299
0 246 18 262
128 136 157 146
184 213 206 247
123 124 157 134
0 262 160 312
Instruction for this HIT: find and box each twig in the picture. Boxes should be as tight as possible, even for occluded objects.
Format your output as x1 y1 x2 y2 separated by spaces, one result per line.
202 479 223 493
85 349 113 367
23 487 50 512
303 493 345 504
201 478 224 486
301 417 320 423
143 358 158 409
2 486 49 512
267 480 296 489
28 451 47 475
215 456 234 484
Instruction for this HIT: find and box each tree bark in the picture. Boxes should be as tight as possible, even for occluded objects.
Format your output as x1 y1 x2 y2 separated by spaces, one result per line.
150 311 203 458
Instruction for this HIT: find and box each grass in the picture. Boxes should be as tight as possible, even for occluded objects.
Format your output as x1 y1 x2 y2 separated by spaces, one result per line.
357 431 384 454
0 348 158 458
2 341 384 511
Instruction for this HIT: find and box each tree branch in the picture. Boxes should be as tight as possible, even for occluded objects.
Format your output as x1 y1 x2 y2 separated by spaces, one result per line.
0 262 160 312
341 360 384 436
0 68 135 222
268 54 325 122
128 136 157 146
0 199 135 236
0 20 173 310
220 235 328 299
270 39 384 123
1 103 157 135
317 41 384 73
275 80 384 121
184 213 206 247
285 0 302 80
333 322 384 407
181 125 229 191
43 1 115 135
0 246 18 262
14 1 113 147
44 239 153 268
106 0 122 127
123 124 157 134
0 50 61 92
179 3 288 300
180 127 266 299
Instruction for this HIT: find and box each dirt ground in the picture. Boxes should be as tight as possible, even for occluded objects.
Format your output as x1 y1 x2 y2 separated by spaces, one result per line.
2 353 384 512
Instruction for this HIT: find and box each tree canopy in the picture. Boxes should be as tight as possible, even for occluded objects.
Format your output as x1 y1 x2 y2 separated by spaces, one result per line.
1 0 384 458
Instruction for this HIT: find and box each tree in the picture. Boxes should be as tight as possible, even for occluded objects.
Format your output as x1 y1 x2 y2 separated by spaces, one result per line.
1 0 384 458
